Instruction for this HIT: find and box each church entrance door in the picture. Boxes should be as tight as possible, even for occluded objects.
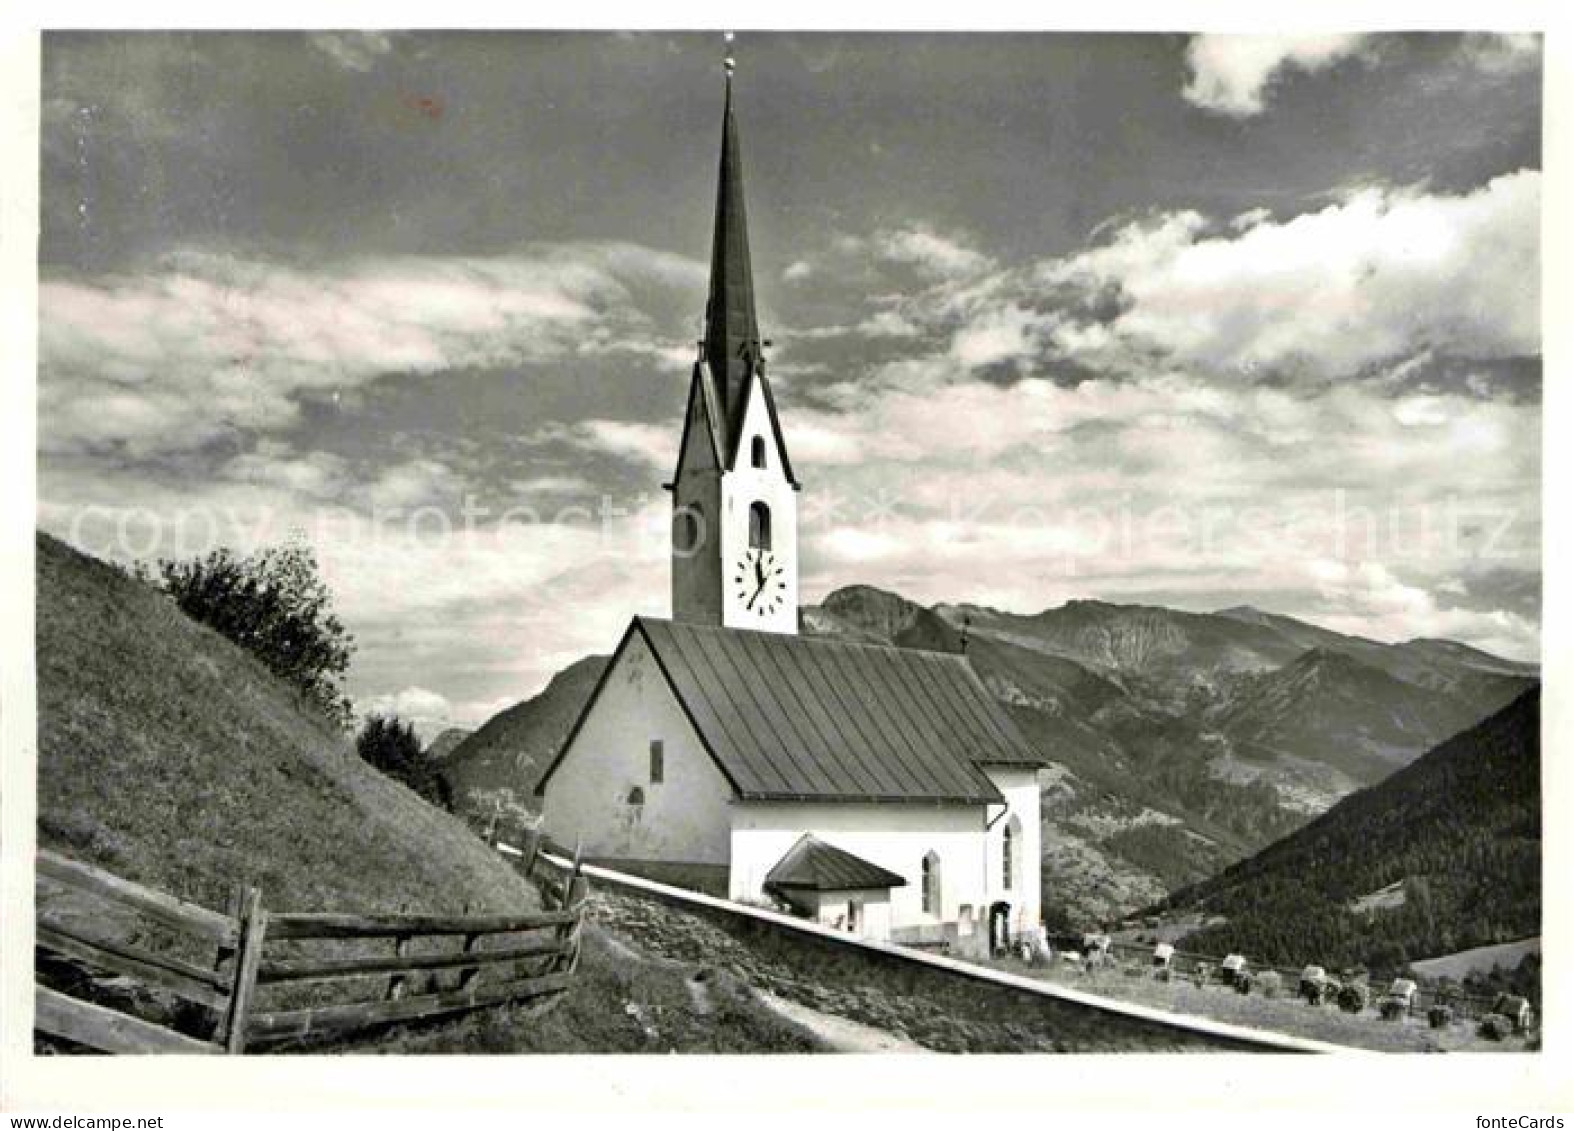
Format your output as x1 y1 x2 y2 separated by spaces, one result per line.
988 902 1011 955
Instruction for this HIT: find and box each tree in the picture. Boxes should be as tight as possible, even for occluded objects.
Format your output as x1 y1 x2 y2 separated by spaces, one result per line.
355 714 451 807
156 540 355 728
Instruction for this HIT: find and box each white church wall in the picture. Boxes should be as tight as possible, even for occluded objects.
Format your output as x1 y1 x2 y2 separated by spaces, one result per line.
985 766 1043 937
539 630 734 866
719 376 798 634
729 801 987 930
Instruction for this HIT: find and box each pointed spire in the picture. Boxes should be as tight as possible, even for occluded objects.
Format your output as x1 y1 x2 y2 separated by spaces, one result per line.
703 35 763 423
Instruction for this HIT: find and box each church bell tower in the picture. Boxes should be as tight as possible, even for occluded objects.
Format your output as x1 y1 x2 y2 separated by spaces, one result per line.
666 45 800 635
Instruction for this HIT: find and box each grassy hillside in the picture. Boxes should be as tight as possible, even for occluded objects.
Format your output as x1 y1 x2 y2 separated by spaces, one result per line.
35 531 537 918
1159 688 1541 973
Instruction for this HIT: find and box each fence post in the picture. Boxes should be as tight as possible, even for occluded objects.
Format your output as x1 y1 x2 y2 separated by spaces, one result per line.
224 886 267 1054
209 884 244 1042
554 849 590 975
519 828 541 876
387 936 412 1001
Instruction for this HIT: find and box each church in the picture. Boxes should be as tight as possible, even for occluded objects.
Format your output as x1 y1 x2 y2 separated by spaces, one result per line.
535 58 1047 958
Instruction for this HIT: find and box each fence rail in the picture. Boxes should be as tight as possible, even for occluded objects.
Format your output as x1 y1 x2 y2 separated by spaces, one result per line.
33 835 586 1054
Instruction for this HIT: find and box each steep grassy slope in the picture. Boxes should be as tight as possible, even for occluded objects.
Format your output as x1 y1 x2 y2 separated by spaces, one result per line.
1160 688 1541 972
35 532 536 918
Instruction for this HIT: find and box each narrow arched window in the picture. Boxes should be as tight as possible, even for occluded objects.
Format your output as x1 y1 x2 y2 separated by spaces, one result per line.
749 501 772 551
921 850 942 916
1002 815 1022 892
751 435 767 469
674 504 703 556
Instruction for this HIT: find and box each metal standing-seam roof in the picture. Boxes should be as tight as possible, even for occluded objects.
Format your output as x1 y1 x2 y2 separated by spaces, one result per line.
764 834 908 892
537 616 1047 804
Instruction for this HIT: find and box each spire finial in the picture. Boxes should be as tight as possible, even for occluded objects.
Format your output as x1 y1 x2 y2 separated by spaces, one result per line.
723 31 736 75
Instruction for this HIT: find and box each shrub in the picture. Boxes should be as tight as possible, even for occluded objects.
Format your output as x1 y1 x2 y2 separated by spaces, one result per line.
1256 970 1282 998
1337 982 1369 1013
157 540 355 728
1478 1013 1513 1041
1427 1005 1454 1029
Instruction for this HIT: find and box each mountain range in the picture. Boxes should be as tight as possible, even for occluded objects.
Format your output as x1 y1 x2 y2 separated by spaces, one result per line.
442 585 1536 923
1157 687 1541 975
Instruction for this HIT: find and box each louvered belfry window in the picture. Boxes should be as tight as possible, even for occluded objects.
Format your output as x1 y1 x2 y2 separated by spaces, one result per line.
749 501 772 550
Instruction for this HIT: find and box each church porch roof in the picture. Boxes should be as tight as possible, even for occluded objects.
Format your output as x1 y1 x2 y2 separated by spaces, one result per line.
764 834 908 893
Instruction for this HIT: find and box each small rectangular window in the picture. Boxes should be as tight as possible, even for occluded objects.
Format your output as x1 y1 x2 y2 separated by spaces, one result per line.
649 739 664 784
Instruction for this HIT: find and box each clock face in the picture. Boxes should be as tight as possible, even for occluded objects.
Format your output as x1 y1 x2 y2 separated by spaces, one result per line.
733 548 788 617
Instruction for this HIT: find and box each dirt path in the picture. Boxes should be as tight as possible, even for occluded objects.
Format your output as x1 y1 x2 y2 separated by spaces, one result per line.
597 910 923 1052
754 990 929 1053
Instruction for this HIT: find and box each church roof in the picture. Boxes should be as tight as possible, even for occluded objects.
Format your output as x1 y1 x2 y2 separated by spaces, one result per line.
537 617 1047 805
764 834 908 893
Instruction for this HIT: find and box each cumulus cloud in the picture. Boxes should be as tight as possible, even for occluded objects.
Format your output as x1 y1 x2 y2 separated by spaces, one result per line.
1040 170 1540 378
361 685 452 726
791 174 1538 393
874 226 993 279
1183 34 1370 117
950 305 1045 370
220 442 349 500
39 242 703 457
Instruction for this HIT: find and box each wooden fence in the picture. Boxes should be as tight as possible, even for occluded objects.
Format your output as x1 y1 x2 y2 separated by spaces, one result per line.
33 840 588 1054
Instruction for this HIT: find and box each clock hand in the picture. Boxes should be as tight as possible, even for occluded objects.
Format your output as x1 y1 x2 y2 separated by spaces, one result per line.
748 557 768 609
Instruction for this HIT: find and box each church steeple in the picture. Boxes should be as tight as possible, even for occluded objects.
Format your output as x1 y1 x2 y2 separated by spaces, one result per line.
702 51 763 426
668 37 800 635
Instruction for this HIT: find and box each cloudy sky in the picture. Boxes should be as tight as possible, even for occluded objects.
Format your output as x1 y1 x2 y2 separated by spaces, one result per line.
37 30 1542 734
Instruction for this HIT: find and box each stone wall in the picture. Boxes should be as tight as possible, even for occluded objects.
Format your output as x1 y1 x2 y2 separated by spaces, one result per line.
569 859 1325 1054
